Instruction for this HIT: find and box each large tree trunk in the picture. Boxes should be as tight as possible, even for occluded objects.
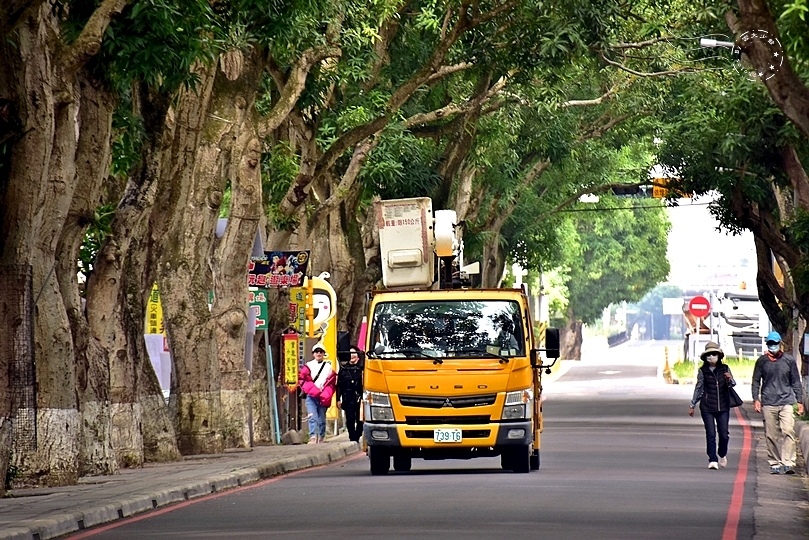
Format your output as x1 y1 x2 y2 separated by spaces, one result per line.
481 238 506 288
208 49 264 448
85 84 180 466
149 61 224 455
1 6 80 486
58 74 118 476
0 418 11 497
561 310 583 360
0 265 33 493
0 0 129 487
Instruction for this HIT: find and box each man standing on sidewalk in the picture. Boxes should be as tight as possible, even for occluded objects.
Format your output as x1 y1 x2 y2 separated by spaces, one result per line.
752 331 805 474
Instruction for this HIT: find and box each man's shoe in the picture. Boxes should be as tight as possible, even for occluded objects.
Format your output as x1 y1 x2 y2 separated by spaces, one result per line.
718 456 727 468
708 462 719 470
783 466 795 475
770 465 781 474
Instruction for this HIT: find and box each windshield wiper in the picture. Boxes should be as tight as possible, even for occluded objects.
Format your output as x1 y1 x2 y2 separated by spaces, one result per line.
444 349 510 364
373 349 443 364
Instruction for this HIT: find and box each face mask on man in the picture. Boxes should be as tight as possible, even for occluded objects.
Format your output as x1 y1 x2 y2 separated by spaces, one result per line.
767 341 781 353
705 353 719 364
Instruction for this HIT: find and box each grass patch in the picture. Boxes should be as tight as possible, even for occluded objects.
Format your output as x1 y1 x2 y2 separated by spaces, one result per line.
671 357 756 383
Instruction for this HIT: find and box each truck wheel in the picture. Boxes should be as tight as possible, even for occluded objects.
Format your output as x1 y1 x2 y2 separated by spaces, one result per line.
369 446 390 475
530 450 540 471
393 454 411 472
510 445 530 473
500 452 513 471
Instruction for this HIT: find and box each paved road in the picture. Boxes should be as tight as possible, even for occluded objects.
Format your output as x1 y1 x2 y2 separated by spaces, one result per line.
59 339 807 540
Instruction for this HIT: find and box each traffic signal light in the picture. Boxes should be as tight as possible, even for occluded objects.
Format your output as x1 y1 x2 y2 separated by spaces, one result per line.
610 185 645 197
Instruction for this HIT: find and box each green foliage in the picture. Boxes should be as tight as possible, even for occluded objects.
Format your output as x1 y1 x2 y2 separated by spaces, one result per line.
672 357 756 383
632 283 685 315
110 97 146 180
787 209 809 293
78 203 116 287
263 142 300 230
361 126 443 200
567 199 670 324
98 0 219 94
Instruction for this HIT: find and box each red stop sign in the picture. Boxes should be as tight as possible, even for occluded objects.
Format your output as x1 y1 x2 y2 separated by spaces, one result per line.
688 295 711 318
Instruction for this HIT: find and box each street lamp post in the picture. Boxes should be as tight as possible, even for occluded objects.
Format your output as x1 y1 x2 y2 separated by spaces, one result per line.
699 38 734 49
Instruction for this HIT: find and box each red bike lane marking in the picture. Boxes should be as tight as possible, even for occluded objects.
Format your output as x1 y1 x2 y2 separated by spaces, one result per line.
722 406 752 540
70 452 366 538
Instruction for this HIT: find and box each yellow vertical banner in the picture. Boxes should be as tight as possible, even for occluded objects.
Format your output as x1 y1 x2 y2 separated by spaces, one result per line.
283 333 299 388
323 318 339 419
145 283 164 335
289 287 307 334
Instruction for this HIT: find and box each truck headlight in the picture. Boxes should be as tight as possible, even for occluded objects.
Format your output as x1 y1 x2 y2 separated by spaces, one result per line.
364 391 394 422
502 388 533 420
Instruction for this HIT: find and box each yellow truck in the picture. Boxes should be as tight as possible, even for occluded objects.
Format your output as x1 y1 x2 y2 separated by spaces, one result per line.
362 198 559 474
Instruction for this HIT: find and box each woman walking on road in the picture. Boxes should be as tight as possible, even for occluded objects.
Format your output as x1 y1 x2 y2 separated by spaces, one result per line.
298 343 337 444
688 342 738 470
337 345 364 442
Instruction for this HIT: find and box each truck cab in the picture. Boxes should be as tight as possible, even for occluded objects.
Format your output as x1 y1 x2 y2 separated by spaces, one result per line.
362 198 559 474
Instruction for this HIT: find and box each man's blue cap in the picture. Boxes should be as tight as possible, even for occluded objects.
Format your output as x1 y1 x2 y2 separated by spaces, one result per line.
766 331 781 342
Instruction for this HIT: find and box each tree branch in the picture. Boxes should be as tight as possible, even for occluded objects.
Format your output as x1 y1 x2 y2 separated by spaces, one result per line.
609 36 677 49
599 52 701 77
403 74 507 128
258 45 341 138
308 137 379 231
560 85 619 108
60 0 130 78
729 2 809 138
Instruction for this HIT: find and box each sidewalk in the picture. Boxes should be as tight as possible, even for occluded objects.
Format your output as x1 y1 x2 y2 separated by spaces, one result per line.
0 435 361 540
751 417 809 540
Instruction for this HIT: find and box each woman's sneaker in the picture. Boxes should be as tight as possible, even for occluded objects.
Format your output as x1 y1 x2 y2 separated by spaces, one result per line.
770 465 781 474
783 466 794 475
718 456 727 468
708 462 719 470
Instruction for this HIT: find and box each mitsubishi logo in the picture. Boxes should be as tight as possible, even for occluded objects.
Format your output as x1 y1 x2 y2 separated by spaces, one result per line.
443 398 453 408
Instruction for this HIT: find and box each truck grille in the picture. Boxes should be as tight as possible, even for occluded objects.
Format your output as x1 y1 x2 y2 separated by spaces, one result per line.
406 415 490 425
399 394 497 408
405 429 491 439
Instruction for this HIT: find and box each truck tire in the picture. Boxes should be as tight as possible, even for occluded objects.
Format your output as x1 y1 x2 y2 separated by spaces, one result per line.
393 454 411 472
530 450 540 471
500 452 513 471
510 445 530 473
369 446 390 475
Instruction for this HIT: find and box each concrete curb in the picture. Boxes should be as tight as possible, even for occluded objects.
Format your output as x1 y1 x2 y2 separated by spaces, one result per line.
0 441 360 540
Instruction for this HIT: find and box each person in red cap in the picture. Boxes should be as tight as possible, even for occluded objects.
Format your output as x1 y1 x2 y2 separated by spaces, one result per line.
752 331 805 474
689 342 737 470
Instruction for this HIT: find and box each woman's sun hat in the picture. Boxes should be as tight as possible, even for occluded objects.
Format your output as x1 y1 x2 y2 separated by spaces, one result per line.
700 341 725 361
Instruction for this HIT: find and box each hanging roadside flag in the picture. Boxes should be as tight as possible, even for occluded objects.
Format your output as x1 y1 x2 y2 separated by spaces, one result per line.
145 283 164 335
248 289 268 330
248 250 310 288
283 332 300 387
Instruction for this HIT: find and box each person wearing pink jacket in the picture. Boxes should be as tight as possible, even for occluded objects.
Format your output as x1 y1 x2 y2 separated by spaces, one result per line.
298 344 337 443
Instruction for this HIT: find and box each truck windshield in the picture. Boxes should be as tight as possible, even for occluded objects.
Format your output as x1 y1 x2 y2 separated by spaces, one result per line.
369 300 525 358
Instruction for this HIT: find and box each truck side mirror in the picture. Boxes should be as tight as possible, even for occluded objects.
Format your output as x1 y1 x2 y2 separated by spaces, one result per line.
531 328 561 368
545 328 560 359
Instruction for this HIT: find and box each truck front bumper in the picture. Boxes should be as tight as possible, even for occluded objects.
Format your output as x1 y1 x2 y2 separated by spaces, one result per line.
363 420 533 449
